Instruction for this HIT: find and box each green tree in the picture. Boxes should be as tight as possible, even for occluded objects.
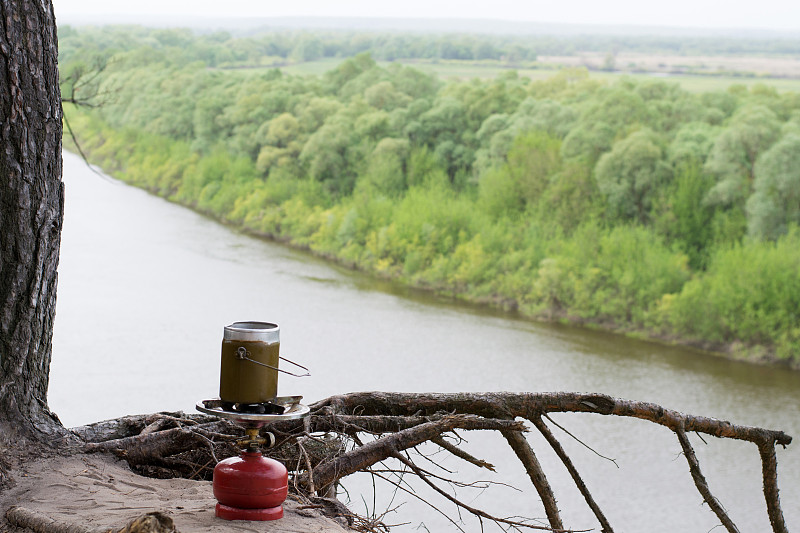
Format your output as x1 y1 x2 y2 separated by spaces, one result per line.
364 80 412 111
656 161 715 269
506 131 562 205
264 112 300 148
595 129 670 223
704 104 781 206
667 122 719 167
359 138 410 197
746 132 800 240
299 118 358 196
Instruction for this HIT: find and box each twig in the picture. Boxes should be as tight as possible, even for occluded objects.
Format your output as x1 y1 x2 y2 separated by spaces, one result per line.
392 452 581 533
502 430 564 531
532 416 614 533
62 111 116 183
675 428 739 533
412 444 457 474
369 470 468 533
431 435 496 471
757 438 789 533
543 414 618 468
309 414 526 491
297 437 316 495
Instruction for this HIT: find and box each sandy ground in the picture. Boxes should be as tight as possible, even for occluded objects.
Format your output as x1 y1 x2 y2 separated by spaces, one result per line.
0 453 349 533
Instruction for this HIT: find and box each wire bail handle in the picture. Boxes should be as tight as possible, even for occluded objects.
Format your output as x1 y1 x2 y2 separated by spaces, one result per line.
235 346 311 378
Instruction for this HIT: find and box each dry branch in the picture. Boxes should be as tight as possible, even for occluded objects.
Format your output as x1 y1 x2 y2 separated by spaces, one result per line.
392 452 579 533
531 416 613 533
71 391 792 532
758 440 789 533
313 391 792 446
675 428 739 533
309 414 526 491
4 508 176 533
430 435 496 471
502 430 563 530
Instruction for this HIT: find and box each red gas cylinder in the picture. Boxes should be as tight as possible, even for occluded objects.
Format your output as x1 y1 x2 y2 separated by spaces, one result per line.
213 451 288 521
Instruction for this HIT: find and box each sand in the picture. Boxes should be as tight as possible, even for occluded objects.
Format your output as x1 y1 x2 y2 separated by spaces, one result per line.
0 453 350 533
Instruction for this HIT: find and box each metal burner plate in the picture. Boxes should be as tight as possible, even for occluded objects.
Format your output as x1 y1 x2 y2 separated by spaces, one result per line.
196 396 310 427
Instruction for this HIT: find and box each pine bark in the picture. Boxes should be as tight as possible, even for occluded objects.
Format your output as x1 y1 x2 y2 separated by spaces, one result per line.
0 0 65 440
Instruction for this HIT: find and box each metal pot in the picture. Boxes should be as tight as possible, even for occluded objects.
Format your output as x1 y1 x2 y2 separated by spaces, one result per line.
220 321 280 404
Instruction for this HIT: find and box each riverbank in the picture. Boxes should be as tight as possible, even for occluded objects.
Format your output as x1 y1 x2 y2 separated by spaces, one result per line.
63 141 796 372
237 223 799 371
57 25 800 372
62 102 800 374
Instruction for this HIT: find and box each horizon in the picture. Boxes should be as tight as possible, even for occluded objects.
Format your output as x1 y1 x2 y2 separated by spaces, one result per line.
53 0 800 33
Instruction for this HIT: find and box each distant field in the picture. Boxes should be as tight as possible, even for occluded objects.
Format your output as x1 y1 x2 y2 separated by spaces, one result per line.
278 57 800 93
538 52 800 78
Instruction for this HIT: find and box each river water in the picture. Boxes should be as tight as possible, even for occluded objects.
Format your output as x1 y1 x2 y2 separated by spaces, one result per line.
50 151 799 532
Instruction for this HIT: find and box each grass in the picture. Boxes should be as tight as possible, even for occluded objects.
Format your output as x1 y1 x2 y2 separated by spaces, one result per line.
278 57 800 93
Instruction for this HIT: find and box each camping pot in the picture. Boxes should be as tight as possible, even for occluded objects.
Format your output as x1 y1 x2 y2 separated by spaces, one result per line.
220 322 281 404
219 321 310 405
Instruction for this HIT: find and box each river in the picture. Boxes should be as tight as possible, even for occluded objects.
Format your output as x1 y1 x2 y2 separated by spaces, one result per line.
49 151 799 532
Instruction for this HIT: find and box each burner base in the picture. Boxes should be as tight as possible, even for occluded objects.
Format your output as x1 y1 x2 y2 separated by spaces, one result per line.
215 503 283 521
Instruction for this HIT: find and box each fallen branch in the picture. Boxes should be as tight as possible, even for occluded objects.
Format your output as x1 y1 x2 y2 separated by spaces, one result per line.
313 392 792 446
532 416 613 533
675 428 739 533
430 435 496 471
392 452 581 533
71 391 792 532
502 430 563 530
309 414 526 491
4 507 176 533
758 439 789 533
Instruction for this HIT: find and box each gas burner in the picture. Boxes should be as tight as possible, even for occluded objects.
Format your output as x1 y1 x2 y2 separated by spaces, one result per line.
199 321 310 522
197 396 310 428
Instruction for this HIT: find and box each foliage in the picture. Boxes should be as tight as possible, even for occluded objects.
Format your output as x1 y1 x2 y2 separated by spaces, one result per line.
59 26 800 365
665 230 800 359
746 132 800 240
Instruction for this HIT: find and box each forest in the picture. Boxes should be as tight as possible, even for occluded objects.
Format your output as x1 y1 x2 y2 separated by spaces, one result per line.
59 25 800 367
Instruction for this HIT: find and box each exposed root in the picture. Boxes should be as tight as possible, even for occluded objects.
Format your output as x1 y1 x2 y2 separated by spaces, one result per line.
69 392 792 532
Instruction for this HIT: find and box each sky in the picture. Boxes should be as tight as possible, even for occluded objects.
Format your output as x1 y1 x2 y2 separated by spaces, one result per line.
54 0 800 31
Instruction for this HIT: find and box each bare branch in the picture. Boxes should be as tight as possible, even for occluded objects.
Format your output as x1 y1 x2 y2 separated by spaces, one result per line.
532 416 614 533
65 392 791 532
62 112 115 182
502 430 564 531
314 392 789 440
369 469 469 533
431 435 496 471
542 414 618 467
297 437 317 495
758 438 789 533
392 452 581 533
675 428 739 533
310 414 526 491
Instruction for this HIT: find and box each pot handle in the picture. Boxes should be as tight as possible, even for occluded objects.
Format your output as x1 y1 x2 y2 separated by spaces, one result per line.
236 346 311 377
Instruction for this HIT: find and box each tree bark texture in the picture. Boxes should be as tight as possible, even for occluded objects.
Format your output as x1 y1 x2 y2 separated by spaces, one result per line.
0 0 64 439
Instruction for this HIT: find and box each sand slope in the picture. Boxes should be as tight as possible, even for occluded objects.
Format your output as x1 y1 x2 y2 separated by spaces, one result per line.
0 453 349 533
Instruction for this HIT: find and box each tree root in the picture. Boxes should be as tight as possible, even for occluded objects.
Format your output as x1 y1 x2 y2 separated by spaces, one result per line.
73 392 792 532
502 429 563 530
4 508 176 533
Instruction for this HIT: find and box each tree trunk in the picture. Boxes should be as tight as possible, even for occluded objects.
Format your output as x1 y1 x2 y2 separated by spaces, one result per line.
0 0 65 440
